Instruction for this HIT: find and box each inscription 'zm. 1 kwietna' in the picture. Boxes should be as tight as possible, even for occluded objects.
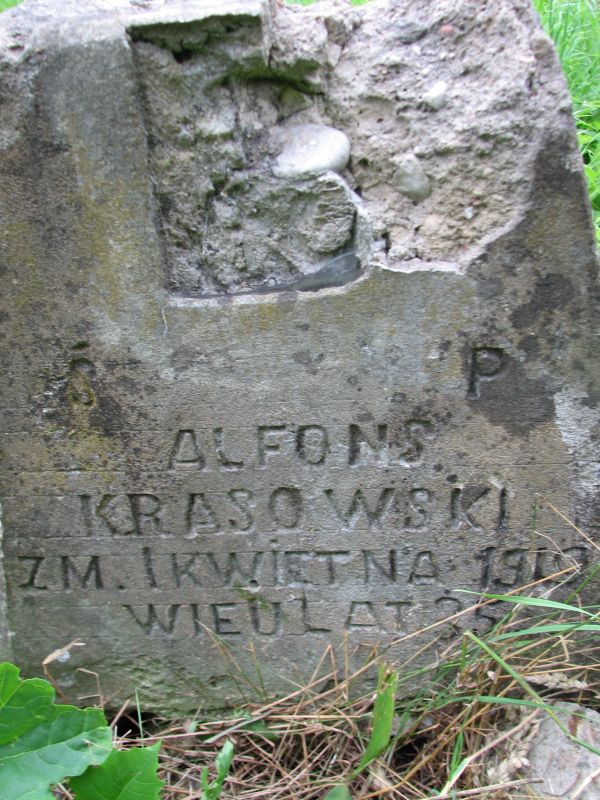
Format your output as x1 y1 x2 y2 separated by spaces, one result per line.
1 0 599 710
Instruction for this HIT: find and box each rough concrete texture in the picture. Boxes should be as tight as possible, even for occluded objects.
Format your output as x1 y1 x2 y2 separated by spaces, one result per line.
524 703 600 800
0 0 599 710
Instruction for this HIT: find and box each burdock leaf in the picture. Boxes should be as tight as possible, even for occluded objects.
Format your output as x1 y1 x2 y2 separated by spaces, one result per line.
71 742 164 800
0 662 112 800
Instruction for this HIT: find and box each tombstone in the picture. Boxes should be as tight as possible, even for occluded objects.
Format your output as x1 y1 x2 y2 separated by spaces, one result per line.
0 0 598 711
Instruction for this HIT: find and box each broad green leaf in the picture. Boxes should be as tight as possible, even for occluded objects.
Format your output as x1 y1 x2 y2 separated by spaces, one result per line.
71 742 163 800
355 665 398 773
0 662 112 800
323 785 352 800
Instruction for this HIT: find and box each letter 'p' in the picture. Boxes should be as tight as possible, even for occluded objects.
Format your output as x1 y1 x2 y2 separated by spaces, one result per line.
468 347 507 398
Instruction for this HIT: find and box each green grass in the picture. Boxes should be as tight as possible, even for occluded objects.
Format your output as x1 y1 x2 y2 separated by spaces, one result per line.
532 0 600 244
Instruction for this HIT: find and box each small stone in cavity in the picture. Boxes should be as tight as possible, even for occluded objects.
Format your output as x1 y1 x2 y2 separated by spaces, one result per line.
422 79 449 110
392 154 432 202
271 124 350 180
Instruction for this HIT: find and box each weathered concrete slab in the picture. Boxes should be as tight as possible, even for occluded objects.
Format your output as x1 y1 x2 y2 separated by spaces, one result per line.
1 0 599 710
525 703 600 800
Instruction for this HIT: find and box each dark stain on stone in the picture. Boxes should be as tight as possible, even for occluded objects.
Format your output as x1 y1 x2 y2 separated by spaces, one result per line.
91 389 126 436
466 353 554 436
519 334 540 358
511 273 575 329
292 349 324 375
471 133 599 316
356 411 374 422
476 275 504 301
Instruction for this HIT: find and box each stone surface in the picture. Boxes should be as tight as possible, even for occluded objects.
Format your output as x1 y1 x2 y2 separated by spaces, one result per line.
391 153 432 202
422 80 448 111
525 703 600 800
0 0 599 711
271 124 351 180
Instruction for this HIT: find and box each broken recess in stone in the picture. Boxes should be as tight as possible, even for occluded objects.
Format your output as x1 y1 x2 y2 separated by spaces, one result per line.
129 16 370 298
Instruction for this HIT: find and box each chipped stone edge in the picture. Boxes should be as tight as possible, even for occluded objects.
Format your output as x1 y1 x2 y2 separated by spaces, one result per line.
0 0 268 53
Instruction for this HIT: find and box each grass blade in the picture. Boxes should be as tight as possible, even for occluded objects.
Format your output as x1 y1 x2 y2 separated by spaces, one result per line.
460 591 598 617
354 664 398 774
494 622 600 640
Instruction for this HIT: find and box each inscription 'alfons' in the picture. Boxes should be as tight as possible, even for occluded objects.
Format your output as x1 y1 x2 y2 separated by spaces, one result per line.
169 421 435 470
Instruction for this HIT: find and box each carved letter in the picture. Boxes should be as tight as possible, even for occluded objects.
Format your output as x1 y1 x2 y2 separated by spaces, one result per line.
385 600 412 631
325 487 395 530
124 604 181 635
129 494 162 535
315 551 352 584
213 428 244 471
143 546 158 588
226 489 254 531
348 423 388 466
409 551 438 584
96 494 135 535
302 597 331 632
18 556 47 590
451 485 491 531
257 425 287 466
170 429 205 469
363 550 397 584
207 552 264 586
61 555 103 589
171 553 203 587
249 600 282 635
345 601 379 630
268 487 303 528
399 419 434 466
405 488 432 530
211 603 240 635
296 425 329 465
451 485 507 532
186 493 220 535
468 347 507 398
